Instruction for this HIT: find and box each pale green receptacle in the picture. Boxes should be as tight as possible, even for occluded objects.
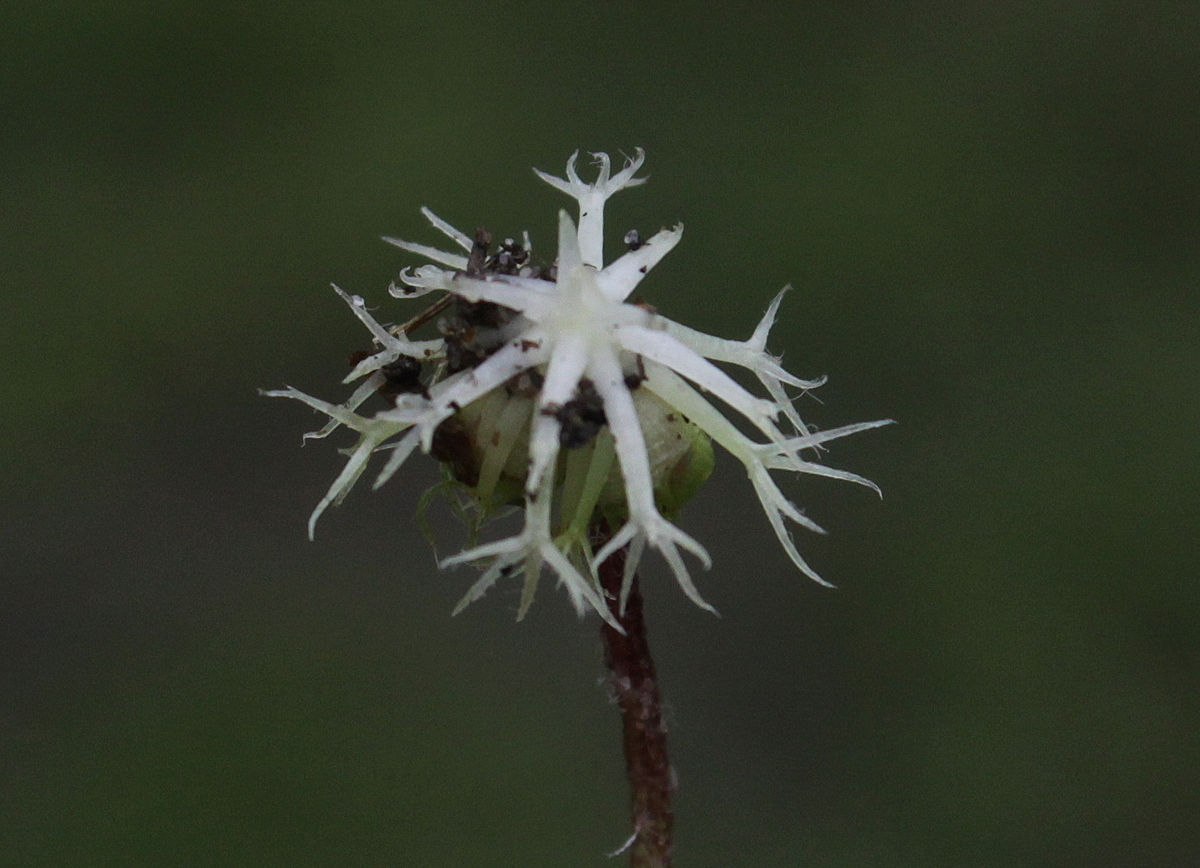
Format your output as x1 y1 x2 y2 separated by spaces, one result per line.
433 385 714 528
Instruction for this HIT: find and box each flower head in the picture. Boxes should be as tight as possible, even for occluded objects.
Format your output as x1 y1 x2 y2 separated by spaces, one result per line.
268 150 890 626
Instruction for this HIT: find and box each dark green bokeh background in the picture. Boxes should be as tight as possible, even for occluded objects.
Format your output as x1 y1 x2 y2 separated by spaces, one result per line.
4 2 1198 865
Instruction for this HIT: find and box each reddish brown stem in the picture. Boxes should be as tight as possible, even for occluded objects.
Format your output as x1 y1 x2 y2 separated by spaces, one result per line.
595 527 674 868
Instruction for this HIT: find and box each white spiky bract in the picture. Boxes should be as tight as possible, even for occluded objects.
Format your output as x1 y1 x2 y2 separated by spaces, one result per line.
267 150 891 627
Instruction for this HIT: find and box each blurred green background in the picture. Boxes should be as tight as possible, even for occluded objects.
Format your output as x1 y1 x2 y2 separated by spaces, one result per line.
3 2 1198 865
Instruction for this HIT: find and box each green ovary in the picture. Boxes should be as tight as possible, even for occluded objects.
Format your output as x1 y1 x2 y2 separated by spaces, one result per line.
431 387 714 528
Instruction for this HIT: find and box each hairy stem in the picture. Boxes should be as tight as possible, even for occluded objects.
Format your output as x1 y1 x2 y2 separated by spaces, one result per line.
595 524 674 868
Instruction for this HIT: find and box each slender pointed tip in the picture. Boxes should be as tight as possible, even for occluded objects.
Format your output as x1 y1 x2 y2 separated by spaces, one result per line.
565 151 581 184
602 613 627 635
262 385 300 399
437 551 466 569
688 591 719 616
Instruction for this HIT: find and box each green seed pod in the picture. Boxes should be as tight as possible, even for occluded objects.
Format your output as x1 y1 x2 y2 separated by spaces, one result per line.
431 383 714 528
